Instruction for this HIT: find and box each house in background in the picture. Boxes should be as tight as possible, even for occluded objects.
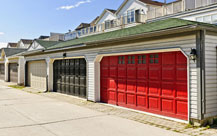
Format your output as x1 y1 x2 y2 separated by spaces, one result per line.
64 0 217 41
7 43 18 48
64 0 163 40
38 35 50 41
49 33 64 41
17 39 33 49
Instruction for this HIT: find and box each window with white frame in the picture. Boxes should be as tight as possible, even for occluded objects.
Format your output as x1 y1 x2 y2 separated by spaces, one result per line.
105 20 110 29
127 9 135 24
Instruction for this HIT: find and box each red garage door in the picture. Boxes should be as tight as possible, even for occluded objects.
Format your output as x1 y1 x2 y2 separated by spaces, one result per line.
100 51 188 120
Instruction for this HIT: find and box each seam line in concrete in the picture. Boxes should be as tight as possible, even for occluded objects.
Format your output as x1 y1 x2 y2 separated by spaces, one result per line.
0 114 107 130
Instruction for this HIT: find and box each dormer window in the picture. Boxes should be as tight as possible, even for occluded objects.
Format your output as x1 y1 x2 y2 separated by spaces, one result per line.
77 30 81 37
105 20 110 29
127 9 135 24
82 29 85 35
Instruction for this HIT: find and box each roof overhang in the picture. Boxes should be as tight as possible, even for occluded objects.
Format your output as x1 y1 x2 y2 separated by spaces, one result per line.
45 43 86 52
21 49 44 56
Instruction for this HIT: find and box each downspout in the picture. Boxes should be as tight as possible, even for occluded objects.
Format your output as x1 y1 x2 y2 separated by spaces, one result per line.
196 30 206 121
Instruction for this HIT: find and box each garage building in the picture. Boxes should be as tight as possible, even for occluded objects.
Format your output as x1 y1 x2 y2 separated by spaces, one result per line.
22 18 217 124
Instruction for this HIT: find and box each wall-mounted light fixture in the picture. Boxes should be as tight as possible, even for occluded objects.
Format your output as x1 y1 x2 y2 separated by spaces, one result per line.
63 53 67 58
190 48 197 62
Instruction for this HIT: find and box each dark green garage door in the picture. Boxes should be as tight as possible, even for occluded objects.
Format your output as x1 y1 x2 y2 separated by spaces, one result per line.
9 63 18 83
53 58 86 98
0 64 5 80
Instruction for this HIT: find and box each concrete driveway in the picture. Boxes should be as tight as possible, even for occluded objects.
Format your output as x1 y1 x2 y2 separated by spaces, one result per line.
0 85 188 136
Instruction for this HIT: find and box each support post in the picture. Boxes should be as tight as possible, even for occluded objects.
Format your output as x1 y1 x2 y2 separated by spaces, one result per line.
46 57 54 92
18 57 25 85
85 54 102 102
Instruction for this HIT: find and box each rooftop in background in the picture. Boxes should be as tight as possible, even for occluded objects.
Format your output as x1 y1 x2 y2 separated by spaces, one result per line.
7 43 18 48
20 39 33 44
48 18 217 50
106 9 117 14
38 36 50 40
35 39 61 49
75 23 91 31
2 48 27 57
138 0 164 6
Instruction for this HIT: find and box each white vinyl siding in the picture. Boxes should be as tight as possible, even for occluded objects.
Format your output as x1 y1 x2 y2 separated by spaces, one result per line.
204 34 217 118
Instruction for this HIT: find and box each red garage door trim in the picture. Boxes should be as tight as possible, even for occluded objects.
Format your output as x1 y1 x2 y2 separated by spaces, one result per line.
100 51 188 120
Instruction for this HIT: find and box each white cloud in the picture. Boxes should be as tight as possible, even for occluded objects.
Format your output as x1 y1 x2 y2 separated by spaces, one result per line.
0 42 7 48
0 32 4 35
57 0 91 10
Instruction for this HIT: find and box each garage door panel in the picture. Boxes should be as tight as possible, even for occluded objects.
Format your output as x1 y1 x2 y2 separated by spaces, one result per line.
161 82 174 97
149 97 159 110
162 66 175 80
70 76 75 85
70 86 75 95
162 53 176 65
100 51 188 120
101 67 109 77
176 83 188 99
111 56 118 65
74 86 80 96
127 65 136 79
80 87 86 97
149 81 161 96
176 65 187 81
177 101 188 116
137 81 148 94
137 66 148 79
108 78 117 91
149 66 161 80
65 85 70 94
118 66 126 78
101 78 108 88
117 92 125 105
177 52 187 64
101 89 108 103
110 67 117 77
162 99 174 113
137 95 146 107
57 84 61 92
126 93 136 105
80 77 86 86
127 80 136 93
74 76 79 85
108 90 116 104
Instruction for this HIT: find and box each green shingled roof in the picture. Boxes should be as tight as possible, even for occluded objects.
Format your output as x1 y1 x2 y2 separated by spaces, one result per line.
36 40 61 49
47 18 217 50
3 48 27 57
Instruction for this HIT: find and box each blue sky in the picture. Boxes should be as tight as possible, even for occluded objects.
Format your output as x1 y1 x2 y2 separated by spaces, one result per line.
0 0 176 44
